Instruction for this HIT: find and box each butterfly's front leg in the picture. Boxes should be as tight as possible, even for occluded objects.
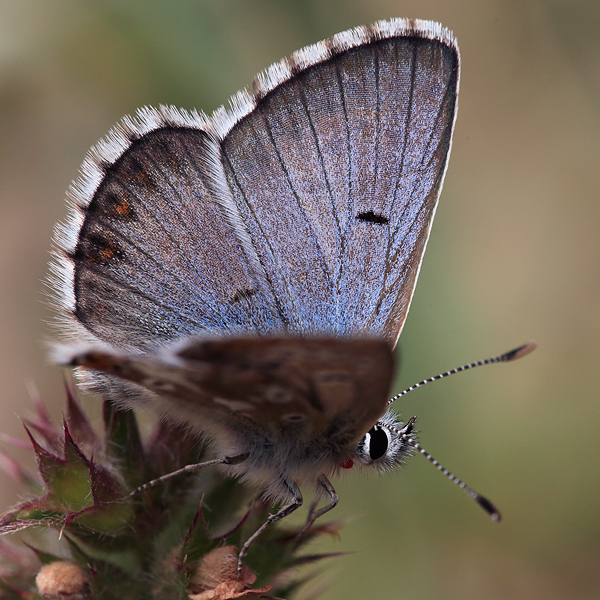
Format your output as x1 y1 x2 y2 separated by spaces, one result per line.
237 479 303 576
298 475 339 540
129 453 249 496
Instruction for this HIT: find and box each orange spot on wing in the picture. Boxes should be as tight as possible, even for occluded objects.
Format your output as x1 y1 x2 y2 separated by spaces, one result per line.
115 201 132 216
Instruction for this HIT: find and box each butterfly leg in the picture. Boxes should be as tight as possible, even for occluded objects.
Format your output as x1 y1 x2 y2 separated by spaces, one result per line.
130 453 249 496
237 479 303 576
298 474 338 539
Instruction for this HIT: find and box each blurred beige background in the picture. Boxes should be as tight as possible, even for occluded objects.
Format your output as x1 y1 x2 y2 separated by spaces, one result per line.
1 1 599 598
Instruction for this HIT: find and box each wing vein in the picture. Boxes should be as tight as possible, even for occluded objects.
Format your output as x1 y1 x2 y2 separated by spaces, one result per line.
257 103 332 282
220 149 290 328
296 79 342 239
77 263 206 330
334 58 352 328
372 42 419 319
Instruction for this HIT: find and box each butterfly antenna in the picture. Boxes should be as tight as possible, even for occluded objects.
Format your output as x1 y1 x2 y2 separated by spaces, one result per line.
390 417 502 521
388 342 536 406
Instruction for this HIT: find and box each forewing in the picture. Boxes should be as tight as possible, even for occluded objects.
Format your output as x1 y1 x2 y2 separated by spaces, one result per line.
211 19 459 344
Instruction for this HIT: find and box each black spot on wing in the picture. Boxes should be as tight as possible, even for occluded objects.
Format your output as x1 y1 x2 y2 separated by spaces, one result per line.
356 211 389 224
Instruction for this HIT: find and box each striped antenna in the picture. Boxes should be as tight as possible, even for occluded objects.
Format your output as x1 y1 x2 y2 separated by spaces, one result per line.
389 417 501 521
388 342 536 406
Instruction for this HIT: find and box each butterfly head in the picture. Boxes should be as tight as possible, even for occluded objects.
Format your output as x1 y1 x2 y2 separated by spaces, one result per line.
354 411 416 472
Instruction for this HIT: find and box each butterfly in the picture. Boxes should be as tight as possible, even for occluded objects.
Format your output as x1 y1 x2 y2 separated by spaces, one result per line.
51 18 464 567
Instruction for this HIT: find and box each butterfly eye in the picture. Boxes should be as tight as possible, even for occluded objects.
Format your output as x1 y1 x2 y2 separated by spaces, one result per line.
366 425 390 461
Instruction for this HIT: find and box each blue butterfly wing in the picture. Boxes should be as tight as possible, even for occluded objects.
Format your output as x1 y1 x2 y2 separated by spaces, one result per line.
54 19 458 353
215 21 459 344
